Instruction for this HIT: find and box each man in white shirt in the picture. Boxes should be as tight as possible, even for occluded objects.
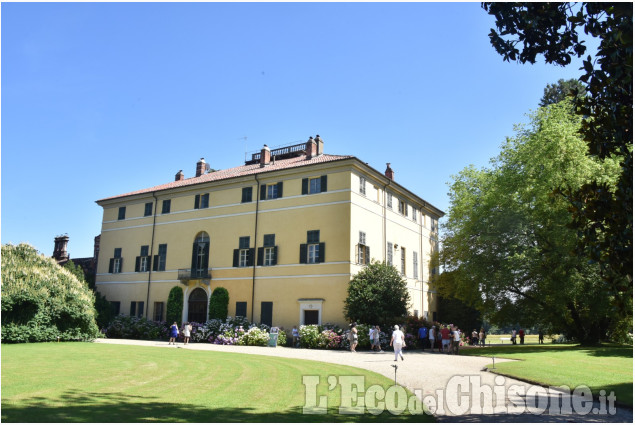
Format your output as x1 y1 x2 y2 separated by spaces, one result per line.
452 326 461 355
390 325 405 361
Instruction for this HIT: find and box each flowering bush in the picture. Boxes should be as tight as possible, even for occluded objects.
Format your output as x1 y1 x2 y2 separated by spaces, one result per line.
321 329 341 349
238 326 269 346
214 328 240 345
105 315 162 340
299 325 322 348
277 329 287 346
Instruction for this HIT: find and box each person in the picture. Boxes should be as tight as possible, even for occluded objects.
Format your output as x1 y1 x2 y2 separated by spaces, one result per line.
169 322 179 345
538 329 544 344
471 329 478 346
390 325 405 361
440 325 451 354
428 325 436 352
292 326 299 347
452 326 461 355
369 326 376 351
418 325 428 351
372 326 383 352
349 322 358 352
479 328 486 347
183 322 192 345
519 328 525 345
511 329 517 345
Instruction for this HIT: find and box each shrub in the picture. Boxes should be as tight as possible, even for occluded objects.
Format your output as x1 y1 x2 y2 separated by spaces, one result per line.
238 326 269 346
166 287 183 326
299 325 322 348
1 243 100 343
105 315 162 340
277 329 287 347
209 287 229 320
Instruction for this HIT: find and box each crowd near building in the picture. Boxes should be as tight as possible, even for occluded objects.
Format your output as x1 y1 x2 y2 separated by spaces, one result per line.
90 136 443 328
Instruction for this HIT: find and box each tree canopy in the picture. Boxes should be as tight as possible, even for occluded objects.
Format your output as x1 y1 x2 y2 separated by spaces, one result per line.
344 261 410 326
539 78 587 107
438 100 625 344
482 1 633 317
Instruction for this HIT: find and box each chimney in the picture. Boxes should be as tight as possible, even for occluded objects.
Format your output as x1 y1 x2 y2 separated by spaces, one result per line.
196 158 206 177
260 145 271 167
385 163 394 180
305 136 317 159
93 235 101 262
175 170 184 181
315 134 324 155
53 235 70 263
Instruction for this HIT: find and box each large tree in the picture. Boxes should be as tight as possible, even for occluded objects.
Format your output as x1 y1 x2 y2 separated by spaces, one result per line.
344 261 410 326
439 101 624 344
482 2 632 318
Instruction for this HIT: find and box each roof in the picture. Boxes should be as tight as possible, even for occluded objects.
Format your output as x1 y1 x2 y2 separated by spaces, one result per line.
97 153 353 202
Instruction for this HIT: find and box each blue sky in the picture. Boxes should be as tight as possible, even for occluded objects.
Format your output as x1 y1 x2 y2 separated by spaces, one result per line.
1 2 591 258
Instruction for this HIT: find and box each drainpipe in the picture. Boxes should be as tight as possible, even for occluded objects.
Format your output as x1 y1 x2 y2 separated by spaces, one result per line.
419 205 424 320
382 180 391 262
251 175 260 323
146 192 158 319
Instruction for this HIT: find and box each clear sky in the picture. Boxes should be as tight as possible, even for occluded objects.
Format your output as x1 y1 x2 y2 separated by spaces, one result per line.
1 1 592 258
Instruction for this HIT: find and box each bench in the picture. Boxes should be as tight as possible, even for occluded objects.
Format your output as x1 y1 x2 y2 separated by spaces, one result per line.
499 337 511 343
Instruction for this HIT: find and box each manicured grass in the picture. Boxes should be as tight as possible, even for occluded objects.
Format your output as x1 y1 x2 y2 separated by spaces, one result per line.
460 344 633 406
1 343 433 422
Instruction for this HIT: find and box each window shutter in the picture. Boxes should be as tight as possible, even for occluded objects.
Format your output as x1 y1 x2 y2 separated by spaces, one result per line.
138 302 144 318
355 244 359 263
233 249 239 267
109 258 114 273
299 244 307 264
318 243 325 263
321 175 327 192
202 243 210 271
152 255 159 271
302 178 308 195
191 242 198 271
146 256 151 269
272 246 278 265
260 184 267 200
257 247 264 266
276 182 283 198
405 205 408 217
247 248 255 267
365 246 370 264
202 193 209 208
194 194 200 209
130 302 136 317
135 256 141 272
118 258 123 272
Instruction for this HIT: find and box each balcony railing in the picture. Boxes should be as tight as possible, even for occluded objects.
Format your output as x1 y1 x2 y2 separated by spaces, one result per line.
178 268 212 281
246 142 306 164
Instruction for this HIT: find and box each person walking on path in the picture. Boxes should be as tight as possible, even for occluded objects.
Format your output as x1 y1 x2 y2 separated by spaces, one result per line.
372 326 383 352
428 325 436 352
511 329 517 345
452 326 461 355
390 325 405 361
519 329 525 345
538 329 544 344
292 326 299 347
169 322 179 345
418 325 428 351
440 325 451 354
183 322 192 345
479 328 486 347
349 322 358 352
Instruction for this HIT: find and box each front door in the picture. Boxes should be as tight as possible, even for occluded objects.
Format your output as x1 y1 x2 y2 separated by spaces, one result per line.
304 310 319 325
188 288 208 323
261 302 273 327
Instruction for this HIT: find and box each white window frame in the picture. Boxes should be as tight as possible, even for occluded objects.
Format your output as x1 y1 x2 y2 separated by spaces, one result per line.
359 176 366 196
308 243 320 264
264 247 275 266
267 184 278 199
113 258 121 274
309 177 321 194
239 249 249 267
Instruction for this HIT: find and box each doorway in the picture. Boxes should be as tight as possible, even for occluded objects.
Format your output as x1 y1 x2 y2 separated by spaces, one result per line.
188 287 208 323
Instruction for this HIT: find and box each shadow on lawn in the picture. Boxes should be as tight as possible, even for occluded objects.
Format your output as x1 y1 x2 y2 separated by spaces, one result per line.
462 344 633 358
1 389 430 423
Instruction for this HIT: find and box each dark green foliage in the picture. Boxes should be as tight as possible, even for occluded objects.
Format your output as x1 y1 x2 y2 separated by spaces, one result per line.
63 260 87 285
539 78 587 107
482 1 633 323
105 315 162 340
94 292 115 329
1 243 100 342
209 287 229 320
166 286 183 326
344 261 410 326
437 294 482 333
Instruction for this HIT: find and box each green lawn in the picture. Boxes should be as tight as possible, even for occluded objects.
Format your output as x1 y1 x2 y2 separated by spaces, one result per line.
1 343 433 422
461 344 633 406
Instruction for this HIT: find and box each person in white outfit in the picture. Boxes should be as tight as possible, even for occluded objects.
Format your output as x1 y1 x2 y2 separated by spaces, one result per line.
390 325 405 361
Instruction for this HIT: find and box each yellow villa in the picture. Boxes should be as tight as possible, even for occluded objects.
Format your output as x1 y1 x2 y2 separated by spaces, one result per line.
95 136 443 328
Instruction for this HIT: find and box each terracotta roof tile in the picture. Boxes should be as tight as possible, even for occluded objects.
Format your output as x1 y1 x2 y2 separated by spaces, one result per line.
98 154 353 202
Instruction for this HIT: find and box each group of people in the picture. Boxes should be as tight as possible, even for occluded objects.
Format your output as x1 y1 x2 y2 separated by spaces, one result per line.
168 321 192 345
511 329 525 344
418 324 465 355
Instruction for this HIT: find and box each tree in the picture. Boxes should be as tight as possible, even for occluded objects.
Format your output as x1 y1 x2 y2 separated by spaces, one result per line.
482 2 633 318
166 286 183 325
63 260 87 284
1 243 100 342
209 287 229 320
539 78 587 107
439 101 624 344
344 261 410 326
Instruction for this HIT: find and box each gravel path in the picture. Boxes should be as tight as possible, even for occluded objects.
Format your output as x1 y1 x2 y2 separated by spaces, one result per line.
94 339 632 422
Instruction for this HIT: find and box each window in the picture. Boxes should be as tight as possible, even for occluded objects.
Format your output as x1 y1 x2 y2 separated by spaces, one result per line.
412 207 417 222
431 219 437 233
233 237 254 267
260 182 283 200
153 302 164 322
359 176 366 195
258 234 277 266
191 232 210 278
144 202 153 217
118 206 126 220
242 187 253 203
302 176 327 195
387 193 392 209
357 231 370 265
152 244 167 271
387 242 393 266
236 301 247 317
110 301 121 315
401 247 406 275
398 200 407 216
130 301 144 318
162 199 171 214
194 193 209 209
135 245 150 272
261 302 273 327
300 230 325 264
109 248 123 274
413 251 419 279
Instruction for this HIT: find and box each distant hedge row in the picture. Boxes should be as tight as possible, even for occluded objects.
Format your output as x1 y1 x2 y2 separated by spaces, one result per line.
1 243 100 343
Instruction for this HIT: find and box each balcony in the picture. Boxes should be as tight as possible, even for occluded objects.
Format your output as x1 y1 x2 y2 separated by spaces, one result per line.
246 142 306 164
178 268 211 284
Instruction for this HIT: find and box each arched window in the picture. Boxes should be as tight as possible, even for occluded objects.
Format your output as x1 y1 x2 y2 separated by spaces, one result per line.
191 232 210 278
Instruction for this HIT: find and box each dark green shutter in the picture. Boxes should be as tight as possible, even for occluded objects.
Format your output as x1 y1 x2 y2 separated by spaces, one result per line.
109 258 114 273
194 194 200 209
247 248 255 266
355 244 359 263
260 184 267 200
277 182 283 198
261 302 273 327
202 243 209 272
135 256 141 272
318 243 325 263
191 242 199 271
365 246 370 264
299 244 307 264
272 246 278 265
119 258 123 272
257 247 264 266
130 302 136 317
302 178 308 195
233 249 239 267
321 175 327 192
152 255 159 271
